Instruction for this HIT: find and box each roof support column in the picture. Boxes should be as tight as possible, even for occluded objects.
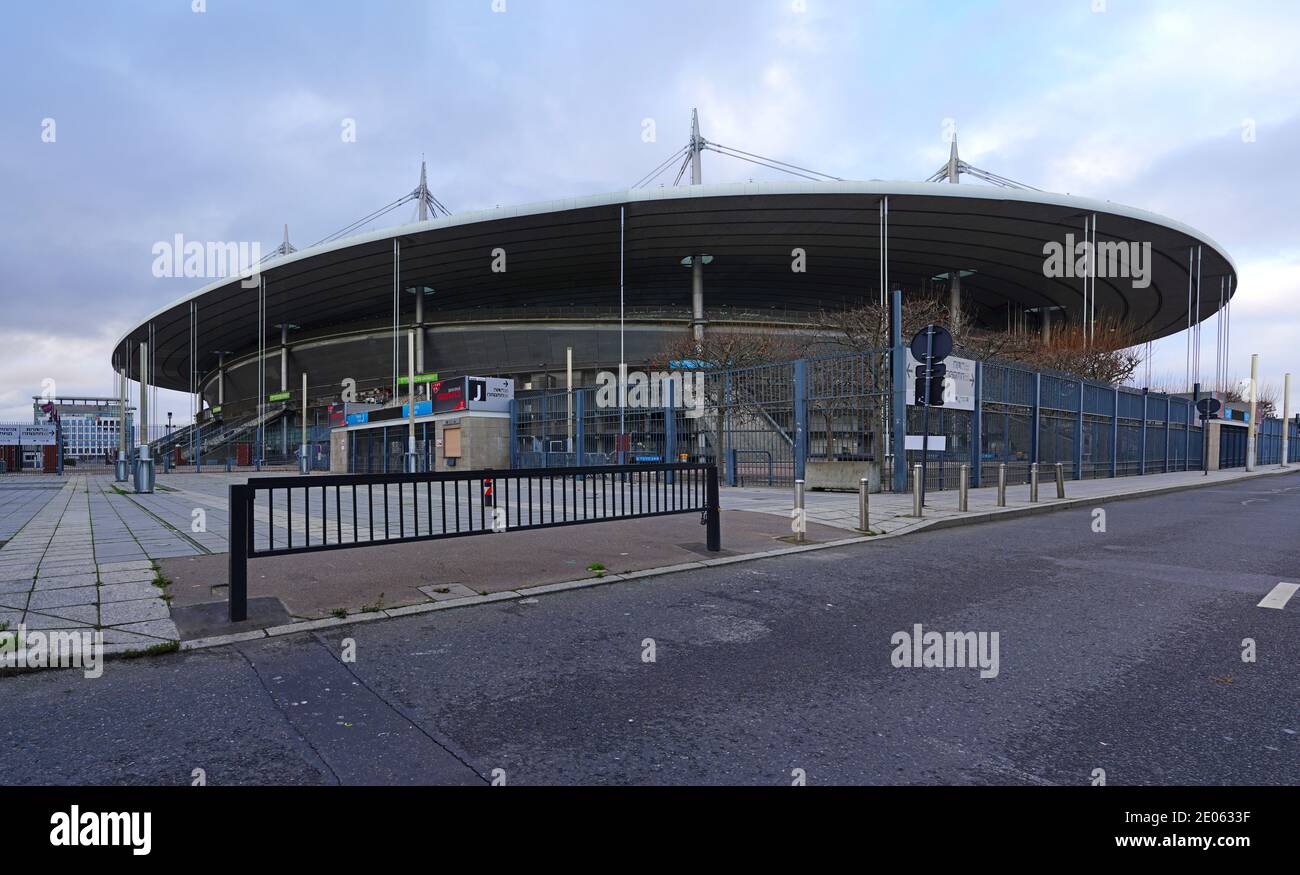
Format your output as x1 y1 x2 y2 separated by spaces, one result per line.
191 302 199 468
692 257 705 345
949 271 961 330
279 322 292 457
392 240 401 401
414 288 426 398
1041 307 1052 345
280 323 289 393
116 353 129 481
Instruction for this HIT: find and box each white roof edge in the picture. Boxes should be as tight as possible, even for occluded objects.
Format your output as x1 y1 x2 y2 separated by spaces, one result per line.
114 180 1237 358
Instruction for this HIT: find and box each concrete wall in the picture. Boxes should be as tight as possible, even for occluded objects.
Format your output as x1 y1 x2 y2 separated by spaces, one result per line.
1205 421 1221 471
330 430 348 474
435 414 510 472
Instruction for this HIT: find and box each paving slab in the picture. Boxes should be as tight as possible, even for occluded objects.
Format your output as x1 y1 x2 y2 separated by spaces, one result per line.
26 586 99 611
111 619 180 640
96 560 156 573
22 607 97 629
32 573 99 590
100 599 170 626
98 569 157 584
98 581 164 603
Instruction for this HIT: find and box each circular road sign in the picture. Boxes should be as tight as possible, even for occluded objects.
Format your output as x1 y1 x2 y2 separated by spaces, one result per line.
910 325 954 362
1196 397 1222 417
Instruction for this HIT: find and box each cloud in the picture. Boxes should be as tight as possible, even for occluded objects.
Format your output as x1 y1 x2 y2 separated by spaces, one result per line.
2 0 1298 419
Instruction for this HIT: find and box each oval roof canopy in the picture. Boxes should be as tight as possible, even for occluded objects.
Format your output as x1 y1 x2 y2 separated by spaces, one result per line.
116 180 1235 392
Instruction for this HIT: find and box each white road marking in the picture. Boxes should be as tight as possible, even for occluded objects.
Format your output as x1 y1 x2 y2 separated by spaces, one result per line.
1257 582 1299 610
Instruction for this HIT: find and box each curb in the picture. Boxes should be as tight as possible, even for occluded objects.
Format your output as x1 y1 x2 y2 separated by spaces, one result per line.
902 465 1295 536
175 466 1297 653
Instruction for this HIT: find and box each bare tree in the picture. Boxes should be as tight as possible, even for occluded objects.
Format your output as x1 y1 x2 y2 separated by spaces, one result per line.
1148 374 1281 420
649 329 806 472
650 328 805 371
818 298 1145 385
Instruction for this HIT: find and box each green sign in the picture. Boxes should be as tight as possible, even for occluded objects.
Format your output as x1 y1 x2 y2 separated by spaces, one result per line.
398 373 440 387
268 391 291 402
210 406 222 415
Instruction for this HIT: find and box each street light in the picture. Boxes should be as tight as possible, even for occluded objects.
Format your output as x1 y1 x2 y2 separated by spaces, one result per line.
167 412 173 437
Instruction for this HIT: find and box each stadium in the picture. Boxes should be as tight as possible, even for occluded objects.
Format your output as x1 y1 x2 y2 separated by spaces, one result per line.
113 122 1238 474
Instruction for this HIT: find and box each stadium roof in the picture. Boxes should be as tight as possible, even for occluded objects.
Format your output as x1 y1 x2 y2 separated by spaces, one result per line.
116 180 1236 392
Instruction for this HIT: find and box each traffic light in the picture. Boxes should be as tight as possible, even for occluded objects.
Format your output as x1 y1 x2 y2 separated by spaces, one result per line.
914 363 946 407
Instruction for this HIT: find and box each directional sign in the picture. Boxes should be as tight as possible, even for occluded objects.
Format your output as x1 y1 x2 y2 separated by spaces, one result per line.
398 373 440 387
906 353 975 411
1 425 57 446
268 391 291 403
909 325 953 363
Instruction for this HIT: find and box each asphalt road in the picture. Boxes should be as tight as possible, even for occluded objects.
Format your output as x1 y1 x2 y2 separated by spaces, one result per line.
4 473 1298 786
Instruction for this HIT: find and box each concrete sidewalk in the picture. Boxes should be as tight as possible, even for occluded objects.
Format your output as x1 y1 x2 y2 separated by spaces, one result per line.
0 477 181 654
722 466 1300 536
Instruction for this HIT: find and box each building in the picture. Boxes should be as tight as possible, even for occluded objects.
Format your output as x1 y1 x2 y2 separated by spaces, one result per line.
113 124 1237 468
31 397 131 466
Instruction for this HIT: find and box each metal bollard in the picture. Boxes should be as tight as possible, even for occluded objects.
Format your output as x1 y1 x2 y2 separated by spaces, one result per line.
858 477 870 532
794 479 806 543
959 464 969 512
1055 462 1066 499
997 464 1007 507
912 464 923 517
1029 463 1039 503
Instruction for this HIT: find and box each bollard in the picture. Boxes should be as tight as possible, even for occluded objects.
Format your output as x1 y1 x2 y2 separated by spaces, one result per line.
1029 463 1039 503
794 479 806 543
959 464 969 512
134 449 155 494
912 464 924 518
997 463 1007 507
1055 462 1066 499
858 477 870 532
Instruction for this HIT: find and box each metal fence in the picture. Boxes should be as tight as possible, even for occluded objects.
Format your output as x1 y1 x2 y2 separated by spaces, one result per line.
511 356 894 488
227 462 720 620
510 345 1280 493
1256 417 1300 465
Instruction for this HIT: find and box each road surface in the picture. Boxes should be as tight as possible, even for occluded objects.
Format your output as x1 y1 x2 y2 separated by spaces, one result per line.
3 473 1297 785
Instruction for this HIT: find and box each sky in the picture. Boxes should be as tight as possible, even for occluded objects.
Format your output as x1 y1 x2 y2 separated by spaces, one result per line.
1 0 1297 423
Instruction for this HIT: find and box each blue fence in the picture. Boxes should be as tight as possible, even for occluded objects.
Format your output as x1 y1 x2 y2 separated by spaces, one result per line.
1257 417 1300 465
509 349 1294 491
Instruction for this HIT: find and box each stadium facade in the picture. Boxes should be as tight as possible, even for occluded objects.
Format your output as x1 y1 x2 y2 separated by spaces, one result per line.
114 133 1237 465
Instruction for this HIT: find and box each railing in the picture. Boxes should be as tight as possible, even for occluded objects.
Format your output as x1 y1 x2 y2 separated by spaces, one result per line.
726 449 776 486
227 462 721 621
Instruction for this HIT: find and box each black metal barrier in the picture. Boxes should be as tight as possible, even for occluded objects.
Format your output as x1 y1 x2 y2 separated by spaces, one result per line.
228 463 720 621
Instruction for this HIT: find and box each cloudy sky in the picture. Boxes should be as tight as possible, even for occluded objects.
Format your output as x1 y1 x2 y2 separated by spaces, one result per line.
2 0 1297 423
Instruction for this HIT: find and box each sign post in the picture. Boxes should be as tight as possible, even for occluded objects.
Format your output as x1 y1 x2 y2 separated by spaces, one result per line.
300 371 310 475
1196 391 1221 476
909 325 953 507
